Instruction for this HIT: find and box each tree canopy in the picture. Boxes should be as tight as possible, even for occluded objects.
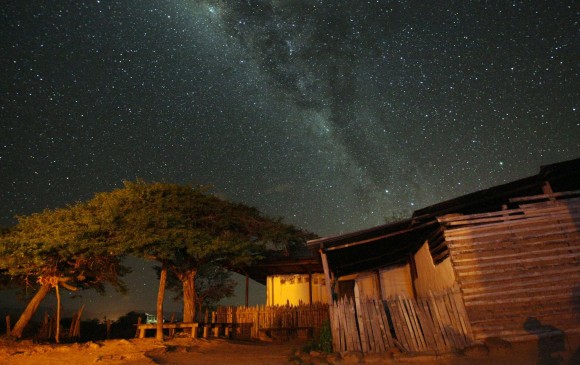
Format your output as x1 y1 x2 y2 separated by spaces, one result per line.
94 181 312 336
0 200 129 338
0 180 313 340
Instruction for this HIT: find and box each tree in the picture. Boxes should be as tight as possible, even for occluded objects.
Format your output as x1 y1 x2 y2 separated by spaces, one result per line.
0 201 128 340
96 181 311 339
1 180 313 341
165 263 236 319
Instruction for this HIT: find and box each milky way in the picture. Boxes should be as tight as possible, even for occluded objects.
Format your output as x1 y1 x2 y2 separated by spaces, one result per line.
1 1 578 316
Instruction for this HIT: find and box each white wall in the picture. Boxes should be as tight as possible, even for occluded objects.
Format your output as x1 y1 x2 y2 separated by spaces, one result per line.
266 273 329 306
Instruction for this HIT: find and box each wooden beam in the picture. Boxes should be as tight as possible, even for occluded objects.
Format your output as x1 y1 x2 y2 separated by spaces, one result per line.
320 249 334 303
245 273 249 307
375 270 383 301
323 221 436 252
308 272 313 304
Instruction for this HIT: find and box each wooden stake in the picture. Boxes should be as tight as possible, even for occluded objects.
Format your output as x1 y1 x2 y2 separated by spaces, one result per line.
5 315 10 338
55 284 61 343
245 273 249 307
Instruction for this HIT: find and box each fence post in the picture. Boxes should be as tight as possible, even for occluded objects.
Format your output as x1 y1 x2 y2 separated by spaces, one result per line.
5 315 10 338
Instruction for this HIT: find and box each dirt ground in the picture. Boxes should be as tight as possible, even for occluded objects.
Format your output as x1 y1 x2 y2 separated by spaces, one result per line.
1 334 579 365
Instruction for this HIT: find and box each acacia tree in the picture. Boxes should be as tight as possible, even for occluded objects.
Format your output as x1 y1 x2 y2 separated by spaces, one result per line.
0 201 128 340
96 181 311 339
165 263 236 319
91 181 190 340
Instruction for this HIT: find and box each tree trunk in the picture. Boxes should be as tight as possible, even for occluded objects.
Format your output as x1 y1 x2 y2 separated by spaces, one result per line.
55 284 61 343
182 270 197 324
156 262 167 341
11 283 52 338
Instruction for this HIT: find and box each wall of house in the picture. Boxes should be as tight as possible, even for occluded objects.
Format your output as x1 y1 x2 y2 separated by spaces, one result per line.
440 195 580 341
413 240 457 297
378 264 414 299
266 273 329 306
354 271 380 300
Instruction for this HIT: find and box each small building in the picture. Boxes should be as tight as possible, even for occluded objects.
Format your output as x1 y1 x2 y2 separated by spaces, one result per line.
243 245 329 306
309 158 580 345
145 313 159 324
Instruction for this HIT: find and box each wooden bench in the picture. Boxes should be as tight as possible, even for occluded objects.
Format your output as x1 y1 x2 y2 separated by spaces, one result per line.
202 323 253 339
136 322 199 338
258 326 313 342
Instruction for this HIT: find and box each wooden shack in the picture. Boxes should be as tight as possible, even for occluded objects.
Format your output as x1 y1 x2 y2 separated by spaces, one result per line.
308 158 580 349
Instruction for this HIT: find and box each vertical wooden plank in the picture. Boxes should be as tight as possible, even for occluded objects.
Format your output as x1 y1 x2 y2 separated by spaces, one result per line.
308 272 313 305
369 300 387 352
364 301 377 352
398 297 416 351
367 300 383 352
320 250 334 303
363 300 378 352
5 315 11 338
356 297 369 352
337 299 347 351
413 299 437 351
429 291 451 351
329 305 338 352
445 289 466 347
406 298 427 351
337 302 345 352
347 297 362 351
398 296 419 352
375 300 395 349
334 302 344 352
245 273 249 308
135 317 142 338
364 300 377 352
436 292 456 349
439 292 460 349
420 298 445 352
452 289 474 342
386 298 410 352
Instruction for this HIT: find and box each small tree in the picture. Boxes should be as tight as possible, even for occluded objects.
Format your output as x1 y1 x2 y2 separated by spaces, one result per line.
0 202 128 340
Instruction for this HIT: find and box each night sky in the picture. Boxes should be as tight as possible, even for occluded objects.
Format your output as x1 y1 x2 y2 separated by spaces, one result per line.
1 1 578 319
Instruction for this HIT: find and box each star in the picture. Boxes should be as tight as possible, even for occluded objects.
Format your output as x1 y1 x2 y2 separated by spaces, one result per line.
0 0 578 319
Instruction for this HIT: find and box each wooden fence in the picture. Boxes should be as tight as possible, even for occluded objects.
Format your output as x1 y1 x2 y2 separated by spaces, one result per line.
212 303 329 339
329 288 474 354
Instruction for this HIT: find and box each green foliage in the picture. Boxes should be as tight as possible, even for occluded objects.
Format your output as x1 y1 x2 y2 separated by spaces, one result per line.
303 319 333 353
0 179 313 331
0 201 128 293
94 180 311 272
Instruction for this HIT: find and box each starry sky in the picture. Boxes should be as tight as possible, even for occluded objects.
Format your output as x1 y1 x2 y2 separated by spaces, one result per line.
1 1 578 319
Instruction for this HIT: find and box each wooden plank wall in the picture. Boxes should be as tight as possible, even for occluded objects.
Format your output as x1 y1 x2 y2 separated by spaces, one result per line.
329 288 473 354
440 192 580 341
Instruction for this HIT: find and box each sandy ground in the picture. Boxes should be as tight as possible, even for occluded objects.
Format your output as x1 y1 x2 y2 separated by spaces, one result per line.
1 335 579 365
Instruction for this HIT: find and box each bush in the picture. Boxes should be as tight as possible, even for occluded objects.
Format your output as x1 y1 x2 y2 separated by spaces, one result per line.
303 319 332 353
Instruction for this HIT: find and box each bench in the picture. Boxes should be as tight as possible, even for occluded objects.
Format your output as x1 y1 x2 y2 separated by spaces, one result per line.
136 322 199 338
203 323 253 339
258 326 313 342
